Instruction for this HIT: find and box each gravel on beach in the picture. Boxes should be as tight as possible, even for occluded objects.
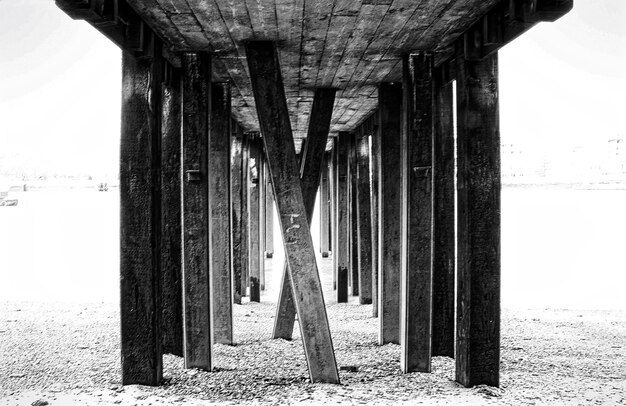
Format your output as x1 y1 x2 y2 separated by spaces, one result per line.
1 257 625 405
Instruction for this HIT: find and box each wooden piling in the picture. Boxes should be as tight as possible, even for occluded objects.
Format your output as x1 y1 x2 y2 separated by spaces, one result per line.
120 38 163 386
231 124 247 304
160 63 183 357
209 82 233 345
378 82 403 345
246 41 339 383
370 117 380 318
248 134 263 303
432 67 456 358
336 131 350 304
181 52 212 371
356 129 373 305
349 132 359 297
272 88 336 340
265 168 274 258
331 139 339 290
455 46 501 388
400 53 434 373
320 154 331 258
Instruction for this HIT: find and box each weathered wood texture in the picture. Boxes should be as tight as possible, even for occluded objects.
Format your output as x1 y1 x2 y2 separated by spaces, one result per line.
120 42 163 386
369 114 380 318
209 82 233 345
59 0 572 146
320 154 331 257
349 132 359 297
181 52 212 371
272 88 337 340
331 139 338 290
231 124 247 304
356 130 373 305
265 171 275 258
248 134 263 303
378 83 402 345
400 53 434 373
160 64 183 357
455 46 501 388
246 42 339 384
336 132 350 304
432 68 455 358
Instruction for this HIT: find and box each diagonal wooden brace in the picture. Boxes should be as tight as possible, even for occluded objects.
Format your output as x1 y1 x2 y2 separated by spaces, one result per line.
246 41 339 384
272 88 336 340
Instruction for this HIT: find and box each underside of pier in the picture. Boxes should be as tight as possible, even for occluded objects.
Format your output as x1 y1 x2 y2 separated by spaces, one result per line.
57 0 573 389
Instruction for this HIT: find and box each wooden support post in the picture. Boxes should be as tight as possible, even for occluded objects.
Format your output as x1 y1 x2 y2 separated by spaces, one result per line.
265 167 275 258
160 64 183 357
370 117 380 318
356 129 373 305
320 154 331 258
331 139 339 290
455 45 501 388
432 67 456 358
336 132 350 304
120 38 163 386
400 53 434 373
181 52 212 371
272 88 336 339
241 132 251 296
378 83 403 345
259 152 266 290
247 42 339 383
248 134 263 303
209 82 233 345
231 124 248 304
349 132 359 297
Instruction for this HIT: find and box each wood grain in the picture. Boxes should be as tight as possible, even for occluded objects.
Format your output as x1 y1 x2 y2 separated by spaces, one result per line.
455 45 501 388
246 42 339 383
181 52 212 371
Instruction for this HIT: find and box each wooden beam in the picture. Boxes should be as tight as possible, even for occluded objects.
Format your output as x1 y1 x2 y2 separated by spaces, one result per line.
349 132 359 297
336 131 350 304
455 44 501 388
248 134 263 303
432 67 456 358
265 169 275 258
378 82 403 345
119 39 163 386
272 88 337 339
160 63 183 357
356 129 373 305
231 123 247 304
259 146 266 291
246 42 339 383
209 82 233 345
369 115 380 318
331 138 339 291
320 153 331 257
55 0 167 62
400 53 434 373
181 52 212 371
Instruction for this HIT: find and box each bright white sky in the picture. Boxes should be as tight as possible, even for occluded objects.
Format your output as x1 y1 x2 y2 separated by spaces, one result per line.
0 0 624 178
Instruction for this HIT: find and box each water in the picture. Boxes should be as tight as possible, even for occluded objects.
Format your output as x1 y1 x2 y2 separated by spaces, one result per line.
0 187 624 310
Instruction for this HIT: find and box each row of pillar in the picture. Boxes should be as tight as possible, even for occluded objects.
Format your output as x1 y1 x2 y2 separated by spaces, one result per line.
120 43 277 385
119 38 499 388
320 46 500 387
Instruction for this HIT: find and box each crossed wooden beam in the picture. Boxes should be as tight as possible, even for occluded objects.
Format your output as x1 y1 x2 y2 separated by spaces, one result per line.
246 41 340 383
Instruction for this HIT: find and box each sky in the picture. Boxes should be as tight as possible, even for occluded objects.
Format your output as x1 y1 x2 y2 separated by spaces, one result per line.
0 0 624 179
